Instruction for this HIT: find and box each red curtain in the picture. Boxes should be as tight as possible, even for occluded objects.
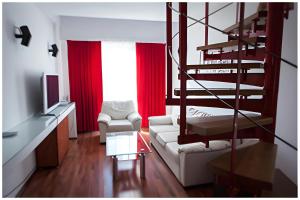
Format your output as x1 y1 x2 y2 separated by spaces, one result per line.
67 41 103 132
136 43 166 127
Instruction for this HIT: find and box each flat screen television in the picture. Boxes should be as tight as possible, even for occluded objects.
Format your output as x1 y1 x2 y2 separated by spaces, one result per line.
42 73 60 114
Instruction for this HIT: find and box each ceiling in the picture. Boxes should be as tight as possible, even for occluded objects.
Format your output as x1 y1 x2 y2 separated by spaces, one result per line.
35 3 178 22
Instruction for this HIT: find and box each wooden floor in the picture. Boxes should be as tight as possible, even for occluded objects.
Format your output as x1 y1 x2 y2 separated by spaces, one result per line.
20 131 297 197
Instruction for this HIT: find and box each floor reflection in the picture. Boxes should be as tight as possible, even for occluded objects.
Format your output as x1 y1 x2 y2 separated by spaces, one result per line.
112 160 144 197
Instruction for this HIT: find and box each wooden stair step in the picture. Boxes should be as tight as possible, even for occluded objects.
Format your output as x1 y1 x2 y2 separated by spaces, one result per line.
204 47 266 61
174 88 265 97
166 98 263 113
187 63 264 70
179 73 265 87
183 114 273 136
224 11 268 34
208 141 277 190
197 37 266 51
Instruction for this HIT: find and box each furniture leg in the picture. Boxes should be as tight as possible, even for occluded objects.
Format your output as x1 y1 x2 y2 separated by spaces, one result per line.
112 156 118 181
140 153 145 179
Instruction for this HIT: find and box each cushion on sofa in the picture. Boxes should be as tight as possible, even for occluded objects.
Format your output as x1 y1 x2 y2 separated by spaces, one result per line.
178 140 231 154
187 107 213 118
165 142 180 164
149 125 179 138
107 119 133 132
149 115 173 125
156 131 179 147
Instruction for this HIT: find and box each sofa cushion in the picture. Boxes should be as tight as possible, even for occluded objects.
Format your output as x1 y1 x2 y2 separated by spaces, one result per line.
149 115 173 126
149 125 179 138
178 140 231 154
187 107 213 118
165 142 180 164
102 101 135 120
156 132 179 147
107 119 133 132
171 107 213 127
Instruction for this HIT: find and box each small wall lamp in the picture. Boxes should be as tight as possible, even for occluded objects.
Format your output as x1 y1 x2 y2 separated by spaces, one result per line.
15 25 32 47
48 44 59 57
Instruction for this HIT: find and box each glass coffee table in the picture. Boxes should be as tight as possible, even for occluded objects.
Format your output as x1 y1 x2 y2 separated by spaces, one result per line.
106 131 151 180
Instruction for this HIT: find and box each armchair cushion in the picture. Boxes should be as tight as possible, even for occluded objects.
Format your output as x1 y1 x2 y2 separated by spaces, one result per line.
107 120 133 132
97 113 111 126
101 101 135 120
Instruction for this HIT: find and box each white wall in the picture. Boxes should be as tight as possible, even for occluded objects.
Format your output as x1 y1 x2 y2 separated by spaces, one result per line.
275 6 297 184
60 16 173 43
3 3 58 196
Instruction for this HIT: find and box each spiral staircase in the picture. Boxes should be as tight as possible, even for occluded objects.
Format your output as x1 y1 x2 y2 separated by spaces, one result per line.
166 2 296 196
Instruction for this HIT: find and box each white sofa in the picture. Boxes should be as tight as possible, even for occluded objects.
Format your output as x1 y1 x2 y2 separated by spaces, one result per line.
98 100 142 143
149 115 259 187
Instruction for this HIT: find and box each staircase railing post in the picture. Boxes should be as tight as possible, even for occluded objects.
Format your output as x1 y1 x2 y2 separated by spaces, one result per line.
178 2 187 144
236 3 240 24
230 2 245 190
203 2 209 62
205 2 209 46
166 2 173 100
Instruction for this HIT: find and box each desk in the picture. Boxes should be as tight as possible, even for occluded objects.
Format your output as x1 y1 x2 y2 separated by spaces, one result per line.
3 102 77 196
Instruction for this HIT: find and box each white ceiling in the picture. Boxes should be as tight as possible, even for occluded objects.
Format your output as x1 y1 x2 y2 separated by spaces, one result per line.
35 3 176 22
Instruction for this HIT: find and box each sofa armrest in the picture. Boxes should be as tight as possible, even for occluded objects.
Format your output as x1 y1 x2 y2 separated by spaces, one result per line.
127 112 142 123
97 113 111 126
148 115 173 126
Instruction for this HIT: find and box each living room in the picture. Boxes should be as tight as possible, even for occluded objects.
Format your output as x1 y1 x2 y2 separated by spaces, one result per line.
2 1 298 198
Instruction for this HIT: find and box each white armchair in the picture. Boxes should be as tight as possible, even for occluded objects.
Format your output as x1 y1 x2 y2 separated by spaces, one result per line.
97 100 142 143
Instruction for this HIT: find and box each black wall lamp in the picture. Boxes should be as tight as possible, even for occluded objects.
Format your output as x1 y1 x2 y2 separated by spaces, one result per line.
48 44 59 57
15 25 32 47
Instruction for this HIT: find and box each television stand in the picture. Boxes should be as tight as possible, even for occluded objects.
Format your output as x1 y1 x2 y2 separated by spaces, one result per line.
36 103 77 167
3 102 77 196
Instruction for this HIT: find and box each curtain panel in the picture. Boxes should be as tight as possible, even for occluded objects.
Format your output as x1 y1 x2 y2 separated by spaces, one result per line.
136 43 166 127
67 40 103 132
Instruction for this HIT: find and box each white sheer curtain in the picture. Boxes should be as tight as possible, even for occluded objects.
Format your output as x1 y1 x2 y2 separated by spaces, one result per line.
102 41 137 107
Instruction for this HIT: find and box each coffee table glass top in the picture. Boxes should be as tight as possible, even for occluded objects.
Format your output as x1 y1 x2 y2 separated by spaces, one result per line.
106 131 151 157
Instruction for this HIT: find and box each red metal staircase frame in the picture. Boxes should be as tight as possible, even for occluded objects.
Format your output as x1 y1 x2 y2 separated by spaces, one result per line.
166 2 287 145
165 2 295 195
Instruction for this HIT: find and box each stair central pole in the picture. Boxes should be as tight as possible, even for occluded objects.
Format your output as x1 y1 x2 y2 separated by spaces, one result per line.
178 2 187 144
230 2 245 192
262 3 285 143
166 2 173 101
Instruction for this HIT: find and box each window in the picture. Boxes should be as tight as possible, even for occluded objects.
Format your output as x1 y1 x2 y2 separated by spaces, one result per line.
102 41 137 107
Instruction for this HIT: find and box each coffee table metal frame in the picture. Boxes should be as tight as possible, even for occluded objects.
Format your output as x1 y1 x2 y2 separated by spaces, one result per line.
106 131 151 180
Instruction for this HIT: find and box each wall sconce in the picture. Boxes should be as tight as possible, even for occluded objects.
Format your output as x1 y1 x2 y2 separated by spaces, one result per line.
48 44 59 57
14 25 32 47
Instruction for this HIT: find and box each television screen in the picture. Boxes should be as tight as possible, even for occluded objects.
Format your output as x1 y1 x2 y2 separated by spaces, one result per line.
43 74 59 114
46 75 59 109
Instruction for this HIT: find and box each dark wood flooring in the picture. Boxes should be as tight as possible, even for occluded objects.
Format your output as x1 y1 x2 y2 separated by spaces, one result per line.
20 130 297 197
